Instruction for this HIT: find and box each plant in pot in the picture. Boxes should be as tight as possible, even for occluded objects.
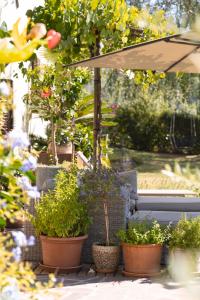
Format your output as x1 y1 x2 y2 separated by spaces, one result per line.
30 165 90 271
169 216 200 278
117 220 171 277
24 65 90 191
81 167 121 273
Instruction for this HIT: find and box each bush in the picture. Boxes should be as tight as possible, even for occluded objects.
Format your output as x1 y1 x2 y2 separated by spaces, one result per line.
108 106 200 154
169 217 200 250
31 166 90 237
117 221 171 245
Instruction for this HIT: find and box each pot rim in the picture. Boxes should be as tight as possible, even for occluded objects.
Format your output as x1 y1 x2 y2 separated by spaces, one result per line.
40 234 88 242
121 243 162 248
92 242 119 248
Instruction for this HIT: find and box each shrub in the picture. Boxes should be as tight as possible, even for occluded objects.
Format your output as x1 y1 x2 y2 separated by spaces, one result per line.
169 216 200 250
117 221 171 245
31 166 90 237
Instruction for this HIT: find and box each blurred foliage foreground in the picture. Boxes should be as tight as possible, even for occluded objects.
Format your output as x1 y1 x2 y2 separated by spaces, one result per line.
0 18 60 299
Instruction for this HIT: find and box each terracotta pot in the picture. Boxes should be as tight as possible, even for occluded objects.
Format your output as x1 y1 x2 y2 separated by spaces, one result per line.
122 243 162 277
48 142 73 155
40 235 88 270
92 243 120 273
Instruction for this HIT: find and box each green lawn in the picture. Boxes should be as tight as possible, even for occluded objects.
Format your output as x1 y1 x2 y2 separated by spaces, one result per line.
110 149 200 189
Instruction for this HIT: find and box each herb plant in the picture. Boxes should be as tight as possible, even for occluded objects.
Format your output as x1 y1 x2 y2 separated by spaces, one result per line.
169 216 200 250
117 221 171 245
31 166 90 237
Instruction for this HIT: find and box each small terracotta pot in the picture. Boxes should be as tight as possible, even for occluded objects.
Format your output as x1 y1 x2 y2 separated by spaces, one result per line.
122 243 162 277
40 235 88 270
48 142 73 154
92 243 120 273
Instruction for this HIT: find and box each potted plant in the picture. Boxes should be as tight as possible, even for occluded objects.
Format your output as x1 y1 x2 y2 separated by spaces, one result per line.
24 65 89 191
30 165 90 271
81 168 121 273
117 221 170 277
169 216 200 276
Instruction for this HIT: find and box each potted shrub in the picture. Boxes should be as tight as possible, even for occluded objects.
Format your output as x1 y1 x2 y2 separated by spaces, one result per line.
169 216 200 276
30 166 90 271
81 168 121 273
118 221 170 277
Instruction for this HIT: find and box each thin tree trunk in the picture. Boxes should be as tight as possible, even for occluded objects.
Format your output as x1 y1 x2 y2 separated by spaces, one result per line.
51 119 58 165
104 201 110 246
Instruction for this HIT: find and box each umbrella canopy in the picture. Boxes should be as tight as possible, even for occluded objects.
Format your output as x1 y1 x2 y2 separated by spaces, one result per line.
69 31 200 73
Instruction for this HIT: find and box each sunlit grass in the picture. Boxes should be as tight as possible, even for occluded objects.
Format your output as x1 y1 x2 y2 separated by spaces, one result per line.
110 148 199 189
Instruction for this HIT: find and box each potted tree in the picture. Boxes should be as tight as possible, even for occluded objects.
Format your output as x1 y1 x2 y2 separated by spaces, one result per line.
24 65 89 191
118 221 170 277
30 165 90 271
169 216 200 277
81 168 121 273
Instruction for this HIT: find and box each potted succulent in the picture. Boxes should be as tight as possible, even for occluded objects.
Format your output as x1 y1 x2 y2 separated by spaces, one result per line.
117 221 170 277
169 216 200 276
81 168 121 273
30 166 90 271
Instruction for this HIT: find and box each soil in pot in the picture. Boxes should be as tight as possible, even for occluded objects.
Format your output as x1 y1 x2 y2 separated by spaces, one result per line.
40 235 88 271
92 243 120 273
122 243 162 277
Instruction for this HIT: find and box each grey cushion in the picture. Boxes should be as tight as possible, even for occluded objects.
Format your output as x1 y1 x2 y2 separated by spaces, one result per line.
137 196 200 212
130 210 200 225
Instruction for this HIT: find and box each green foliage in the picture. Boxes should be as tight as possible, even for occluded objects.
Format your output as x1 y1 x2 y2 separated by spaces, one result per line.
24 65 90 123
31 167 90 237
0 142 29 223
29 0 176 64
169 217 200 250
117 220 171 245
81 167 120 202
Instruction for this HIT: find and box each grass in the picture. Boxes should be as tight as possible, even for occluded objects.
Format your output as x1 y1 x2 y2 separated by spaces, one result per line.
110 148 200 189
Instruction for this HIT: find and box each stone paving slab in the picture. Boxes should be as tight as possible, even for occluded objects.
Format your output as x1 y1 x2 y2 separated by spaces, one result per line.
31 264 200 299
32 278 187 300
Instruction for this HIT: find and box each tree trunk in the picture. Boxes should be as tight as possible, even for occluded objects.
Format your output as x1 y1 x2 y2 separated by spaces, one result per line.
104 201 110 246
51 119 58 165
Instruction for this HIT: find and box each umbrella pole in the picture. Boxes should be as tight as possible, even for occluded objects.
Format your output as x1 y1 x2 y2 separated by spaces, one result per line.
93 67 101 169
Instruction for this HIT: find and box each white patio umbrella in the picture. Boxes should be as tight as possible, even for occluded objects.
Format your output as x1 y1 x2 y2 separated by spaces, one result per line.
69 31 200 73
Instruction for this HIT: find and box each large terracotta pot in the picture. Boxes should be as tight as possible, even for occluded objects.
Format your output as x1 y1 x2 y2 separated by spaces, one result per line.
92 243 120 273
40 235 88 270
122 243 162 277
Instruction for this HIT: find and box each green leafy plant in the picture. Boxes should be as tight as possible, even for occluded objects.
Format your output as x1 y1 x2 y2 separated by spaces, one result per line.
31 166 90 237
169 216 200 250
81 167 121 246
117 220 171 245
24 65 90 164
